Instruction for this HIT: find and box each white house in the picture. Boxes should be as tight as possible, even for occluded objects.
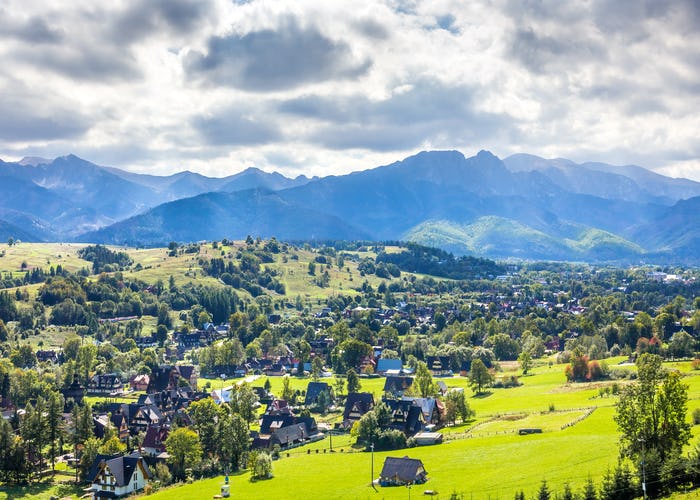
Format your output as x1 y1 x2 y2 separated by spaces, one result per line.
88 453 151 499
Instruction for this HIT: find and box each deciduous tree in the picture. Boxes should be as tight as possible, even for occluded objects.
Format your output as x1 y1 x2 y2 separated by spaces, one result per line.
166 427 202 481
469 358 494 394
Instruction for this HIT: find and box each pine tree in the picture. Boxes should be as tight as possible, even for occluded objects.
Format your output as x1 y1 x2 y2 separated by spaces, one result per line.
581 476 598 500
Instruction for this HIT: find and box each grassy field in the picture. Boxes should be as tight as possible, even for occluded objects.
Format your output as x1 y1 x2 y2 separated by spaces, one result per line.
142 358 700 500
0 242 409 313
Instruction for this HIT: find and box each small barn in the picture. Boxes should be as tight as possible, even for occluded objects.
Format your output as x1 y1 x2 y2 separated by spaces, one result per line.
379 456 428 486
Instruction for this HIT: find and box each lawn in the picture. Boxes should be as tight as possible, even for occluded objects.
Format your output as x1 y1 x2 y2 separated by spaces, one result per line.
144 406 621 500
147 360 680 500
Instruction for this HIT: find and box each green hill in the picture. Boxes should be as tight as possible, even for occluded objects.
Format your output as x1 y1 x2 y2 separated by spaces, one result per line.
404 217 644 261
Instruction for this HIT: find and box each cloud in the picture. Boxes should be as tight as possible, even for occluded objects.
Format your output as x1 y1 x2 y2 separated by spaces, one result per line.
110 0 213 43
192 108 281 146
0 90 90 141
0 14 64 44
280 80 511 151
184 16 372 91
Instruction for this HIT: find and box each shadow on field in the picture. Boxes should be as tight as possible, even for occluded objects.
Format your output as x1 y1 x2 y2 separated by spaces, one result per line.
471 391 493 399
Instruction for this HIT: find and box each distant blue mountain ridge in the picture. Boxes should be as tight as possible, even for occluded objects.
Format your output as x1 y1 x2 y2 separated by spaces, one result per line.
1 150 699 263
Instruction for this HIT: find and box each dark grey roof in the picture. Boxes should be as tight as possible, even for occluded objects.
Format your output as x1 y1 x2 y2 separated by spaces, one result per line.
383 376 414 394
380 456 427 483
271 423 307 446
343 392 375 422
90 453 150 487
304 381 331 406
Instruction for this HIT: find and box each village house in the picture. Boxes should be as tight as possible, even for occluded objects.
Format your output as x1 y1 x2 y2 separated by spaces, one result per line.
379 456 428 486
129 374 150 392
426 356 452 376
383 398 425 436
62 374 85 410
141 424 169 457
376 358 403 375
87 453 151 499
342 392 375 429
304 381 333 407
87 373 123 396
383 376 414 398
36 349 59 364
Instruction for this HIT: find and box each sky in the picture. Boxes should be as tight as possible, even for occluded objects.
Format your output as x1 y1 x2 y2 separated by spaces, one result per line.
1 0 700 180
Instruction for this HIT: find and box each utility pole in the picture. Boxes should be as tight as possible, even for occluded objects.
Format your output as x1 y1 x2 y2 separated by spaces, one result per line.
370 442 374 487
639 437 647 500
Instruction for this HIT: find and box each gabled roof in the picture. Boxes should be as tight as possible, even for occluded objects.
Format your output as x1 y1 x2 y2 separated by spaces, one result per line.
426 356 451 371
271 423 307 446
343 392 375 422
401 397 438 422
177 365 195 380
87 453 122 484
379 456 427 483
91 453 150 487
142 425 169 451
259 414 296 435
383 376 413 394
304 381 331 406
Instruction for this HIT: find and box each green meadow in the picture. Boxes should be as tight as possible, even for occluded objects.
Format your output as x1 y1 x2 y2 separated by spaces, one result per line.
148 359 700 499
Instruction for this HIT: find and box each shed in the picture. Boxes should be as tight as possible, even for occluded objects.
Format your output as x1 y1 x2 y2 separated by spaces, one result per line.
379 456 428 486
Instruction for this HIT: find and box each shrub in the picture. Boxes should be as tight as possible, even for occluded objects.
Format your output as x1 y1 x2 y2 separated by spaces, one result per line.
692 359 700 371
693 408 700 425
250 451 273 480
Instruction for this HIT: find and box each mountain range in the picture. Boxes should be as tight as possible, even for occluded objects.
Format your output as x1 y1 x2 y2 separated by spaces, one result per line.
1 150 699 264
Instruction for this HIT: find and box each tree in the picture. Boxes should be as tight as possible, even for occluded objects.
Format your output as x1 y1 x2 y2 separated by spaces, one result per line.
219 412 249 471
615 353 691 490
155 324 168 346
337 338 372 372
413 361 438 398
668 330 695 358
583 476 600 500
79 437 102 480
469 358 494 394
518 350 532 375
166 427 203 481
561 483 574 500
0 319 8 342
46 391 65 471
249 450 273 479
346 368 361 394
444 390 474 425
188 398 220 458
537 479 550 500
99 436 126 455
20 398 48 475
316 389 331 415
229 383 259 423
311 356 324 381
334 376 345 397
281 375 294 402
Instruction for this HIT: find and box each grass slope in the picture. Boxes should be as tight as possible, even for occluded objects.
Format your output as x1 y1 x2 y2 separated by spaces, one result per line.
404 217 643 261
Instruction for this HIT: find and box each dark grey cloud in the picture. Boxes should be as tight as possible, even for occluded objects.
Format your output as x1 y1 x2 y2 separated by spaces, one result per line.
0 93 90 141
352 17 390 39
15 43 142 82
280 80 510 151
192 109 281 146
0 13 63 44
184 16 372 91
111 0 212 43
510 26 606 73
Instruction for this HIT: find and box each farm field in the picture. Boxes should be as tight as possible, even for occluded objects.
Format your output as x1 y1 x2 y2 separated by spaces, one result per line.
146 360 700 499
